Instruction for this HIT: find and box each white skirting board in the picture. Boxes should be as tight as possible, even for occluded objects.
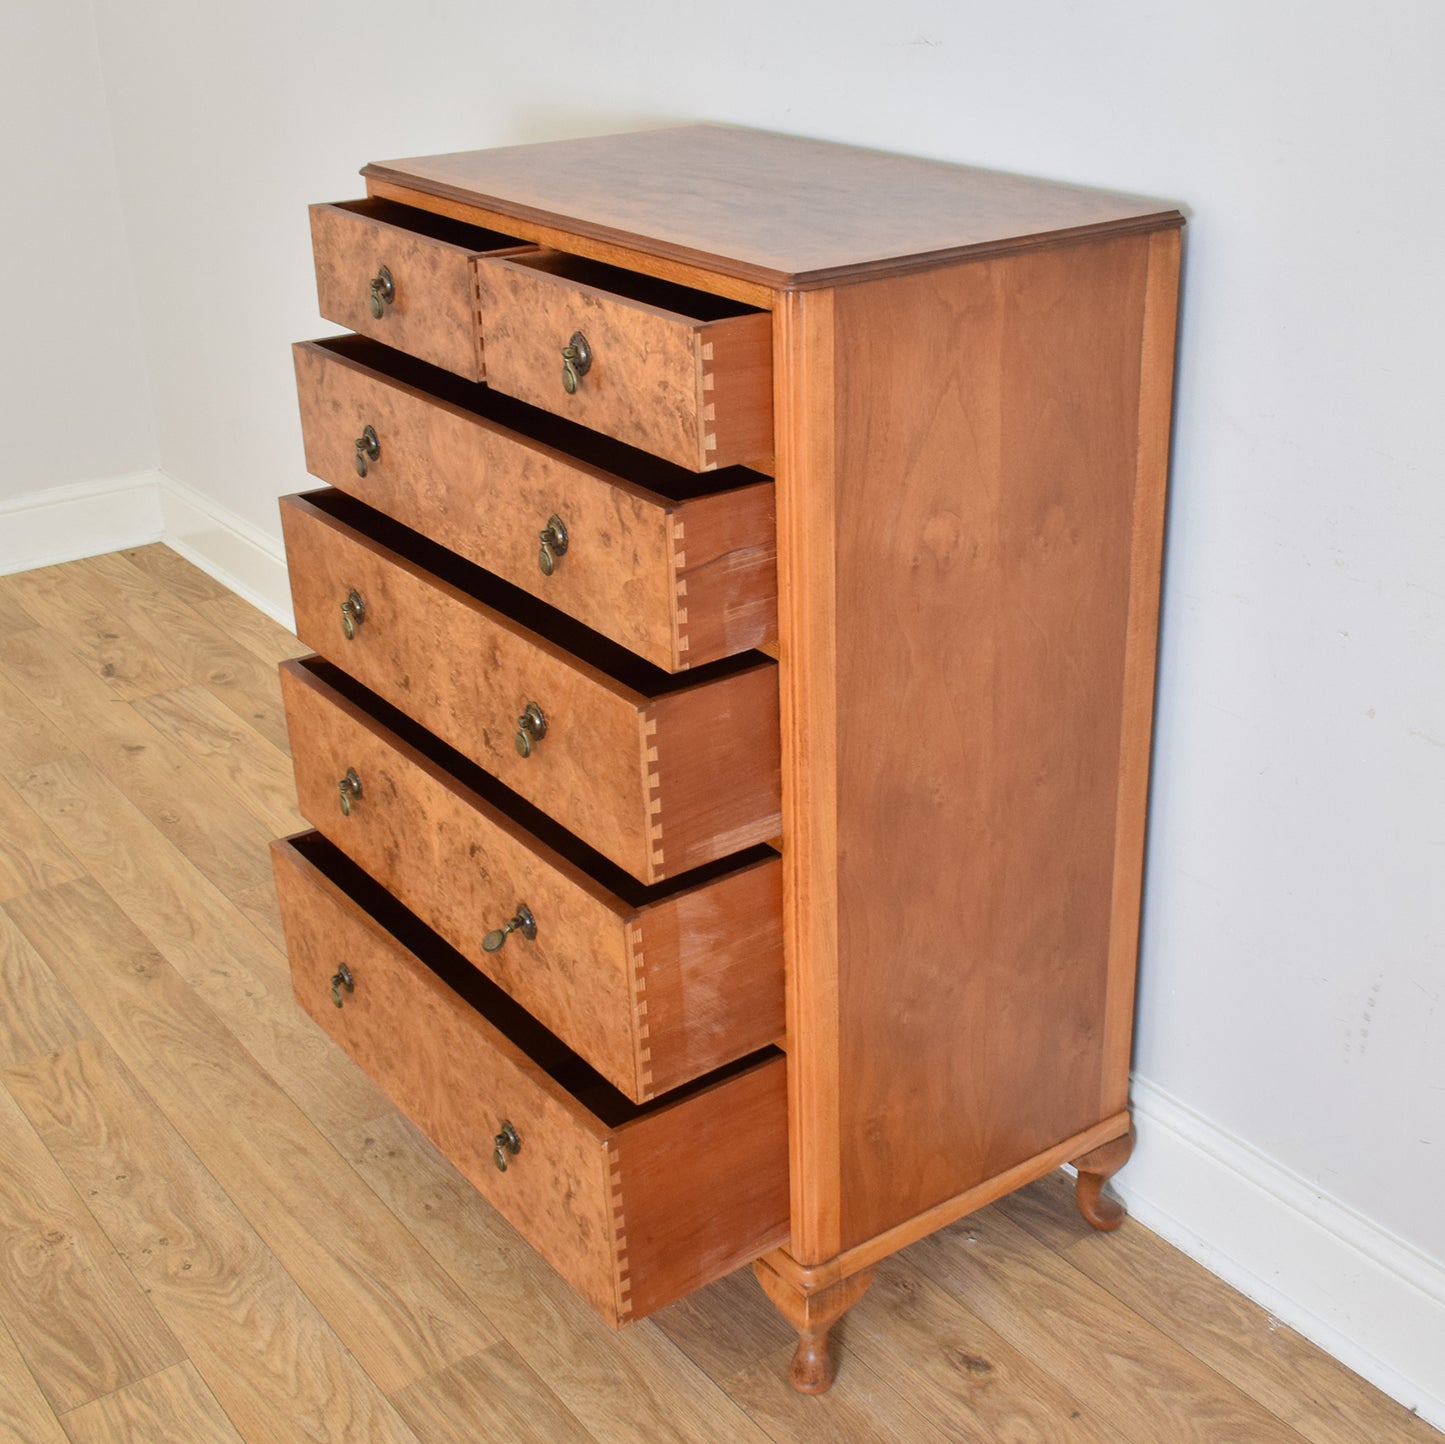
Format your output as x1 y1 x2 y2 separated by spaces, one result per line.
3 471 1442 1429
0 469 294 631
1122 1076 1445 1430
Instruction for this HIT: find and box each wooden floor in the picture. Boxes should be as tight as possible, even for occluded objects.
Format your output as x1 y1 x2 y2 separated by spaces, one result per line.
0 544 1436 1444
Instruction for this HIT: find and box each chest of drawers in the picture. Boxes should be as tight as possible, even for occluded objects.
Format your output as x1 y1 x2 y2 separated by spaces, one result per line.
270 124 1183 1392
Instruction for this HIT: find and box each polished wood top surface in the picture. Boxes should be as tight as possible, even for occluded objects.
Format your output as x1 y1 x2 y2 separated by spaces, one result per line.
363 125 1183 288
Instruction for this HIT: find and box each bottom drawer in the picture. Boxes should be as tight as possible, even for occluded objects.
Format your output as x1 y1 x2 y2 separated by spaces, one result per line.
271 832 789 1325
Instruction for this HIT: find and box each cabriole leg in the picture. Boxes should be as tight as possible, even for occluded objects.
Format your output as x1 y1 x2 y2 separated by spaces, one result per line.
753 1257 876 1394
1072 1123 1136 1231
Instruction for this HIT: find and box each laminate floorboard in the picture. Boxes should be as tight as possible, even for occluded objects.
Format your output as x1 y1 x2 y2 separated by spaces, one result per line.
0 547 1434 1443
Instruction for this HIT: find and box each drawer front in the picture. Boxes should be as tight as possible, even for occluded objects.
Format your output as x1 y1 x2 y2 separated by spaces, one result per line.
280 491 782 884
280 658 785 1101
272 833 789 1325
475 253 773 472
293 339 778 672
310 200 529 380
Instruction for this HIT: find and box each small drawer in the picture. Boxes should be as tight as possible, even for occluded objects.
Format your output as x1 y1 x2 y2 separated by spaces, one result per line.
272 832 789 1326
280 657 784 1101
280 490 781 885
294 336 776 671
475 251 773 472
310 198 532 380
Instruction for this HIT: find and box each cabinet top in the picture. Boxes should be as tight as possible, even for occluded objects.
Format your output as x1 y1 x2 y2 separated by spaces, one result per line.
363 124 1182 290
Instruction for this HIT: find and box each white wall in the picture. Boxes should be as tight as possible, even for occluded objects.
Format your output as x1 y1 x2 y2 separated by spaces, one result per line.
23 0 1445 1419
0 0 156 501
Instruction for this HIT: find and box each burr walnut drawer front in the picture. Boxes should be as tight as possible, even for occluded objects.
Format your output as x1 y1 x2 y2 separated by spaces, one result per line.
272 831 789 1327
280 489 781 885
279 656 784 1102
474 251 774 472
310 198 532 381
294 336 777 672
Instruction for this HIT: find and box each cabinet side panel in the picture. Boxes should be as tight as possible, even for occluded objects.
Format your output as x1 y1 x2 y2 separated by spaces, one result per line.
833 236 1153 1250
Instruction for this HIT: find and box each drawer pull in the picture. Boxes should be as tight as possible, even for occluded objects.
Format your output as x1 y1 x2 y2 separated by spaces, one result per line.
482 902 536 954
354 425 380 477
492 1120 521 1172
560 331 592 394
514 702 547 757
337 767 363 816
537 514 569 576
367 265 394 319
330 962 355 1008
339 589 367 641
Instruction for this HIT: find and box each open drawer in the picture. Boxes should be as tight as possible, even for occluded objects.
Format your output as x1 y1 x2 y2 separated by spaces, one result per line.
272 831 789 1326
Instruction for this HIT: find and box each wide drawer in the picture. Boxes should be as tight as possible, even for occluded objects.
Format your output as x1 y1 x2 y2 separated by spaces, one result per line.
310 198 532 380
280 656 784 1101
280 490 782 884
475 251 773 472
294 336 777 671
272 832 789 1325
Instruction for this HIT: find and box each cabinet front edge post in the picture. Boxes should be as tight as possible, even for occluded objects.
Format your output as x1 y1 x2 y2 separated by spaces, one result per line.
774 284 843 1263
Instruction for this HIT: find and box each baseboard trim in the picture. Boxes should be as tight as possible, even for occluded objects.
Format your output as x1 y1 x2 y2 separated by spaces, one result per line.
0 470 293 630
1121 1075 1445 1430
157 473 293 629
0 471 166 575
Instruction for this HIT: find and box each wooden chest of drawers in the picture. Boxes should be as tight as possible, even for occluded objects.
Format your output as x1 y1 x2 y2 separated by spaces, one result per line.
271 124 1182 1392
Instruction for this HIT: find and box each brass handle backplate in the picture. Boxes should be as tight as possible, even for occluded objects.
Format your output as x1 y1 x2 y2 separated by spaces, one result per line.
561 331 592 394
340 589 366 641
368 265 394 319
330 962 354 1008
514 702 547 758
338 768 362 816
354 425 380 477
483 903 536 954
537 515 569 576
493 1120 521 1172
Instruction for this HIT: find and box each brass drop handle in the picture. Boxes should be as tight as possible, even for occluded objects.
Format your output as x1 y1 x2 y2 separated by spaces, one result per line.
561 331 592 394
537 515 569 576
354 425 380 477
368 265 394 319
337 768 362 816
493 1120 521 1172
514 702 547 757
340 589 366 641
330 962 354 1008
483 903 536 954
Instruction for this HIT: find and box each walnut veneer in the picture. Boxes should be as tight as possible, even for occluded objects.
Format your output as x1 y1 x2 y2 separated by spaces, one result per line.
271 123 1183 1394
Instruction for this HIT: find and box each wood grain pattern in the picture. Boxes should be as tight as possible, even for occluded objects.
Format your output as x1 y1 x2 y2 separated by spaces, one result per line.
281 491 780 882
292 338 777 671
57 1363 243 1444
364 125 1182 290
475 252 773 470
0 773 84 902
6 1039 412 1444
1001 1170 1445 1444
0 546 1421 1442
3 877 489 1398
273 833 788 1327
0 909 92 1069
310 198 531 380
0 1081 182 1412
831 235 1152 1249
280 657 783 1100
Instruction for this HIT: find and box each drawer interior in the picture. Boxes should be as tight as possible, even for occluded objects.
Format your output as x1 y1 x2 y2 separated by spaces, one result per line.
285 829 780 1125
502 249 765 323
299 487 771 697
311 334 768 503
295 656 777 908
326 196 526 254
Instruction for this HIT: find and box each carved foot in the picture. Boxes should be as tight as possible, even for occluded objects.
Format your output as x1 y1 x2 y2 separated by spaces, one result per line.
754 1256 876 1394
1072 1123 1136 1231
